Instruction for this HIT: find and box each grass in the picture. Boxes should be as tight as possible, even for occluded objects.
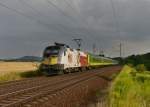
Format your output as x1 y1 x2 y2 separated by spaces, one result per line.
109 65 150 107
0 70 43 83
0 72 22 82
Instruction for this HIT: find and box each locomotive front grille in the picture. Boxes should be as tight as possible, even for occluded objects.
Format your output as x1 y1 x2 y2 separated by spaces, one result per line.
41 64 64 70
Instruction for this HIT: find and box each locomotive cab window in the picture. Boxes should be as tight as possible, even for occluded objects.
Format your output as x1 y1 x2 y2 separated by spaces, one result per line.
43 46 61 57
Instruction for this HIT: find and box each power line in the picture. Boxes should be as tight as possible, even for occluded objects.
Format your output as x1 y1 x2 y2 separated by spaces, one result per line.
92 43 96 54
0 0 92 41
63 0 92 34
46 0 76 21
18 0 42 16
64 1 96 40
46 0 92 39
109 0 123 57
0 1 79 36
0 2 34 20
45 0 92 38
46 0 83 36
18 0 76 35
109 0 121 38
63 0 79 13
0 1 50 28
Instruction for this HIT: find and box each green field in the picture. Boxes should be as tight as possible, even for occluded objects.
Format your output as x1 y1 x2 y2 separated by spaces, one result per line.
109 65 150 107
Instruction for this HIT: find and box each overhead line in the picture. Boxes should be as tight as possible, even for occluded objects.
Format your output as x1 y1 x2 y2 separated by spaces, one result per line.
46 0 76 21
63 0 78 13
0 0 92 39
46 0 92 38
18 0 42 16
0 2 34 20
63 0 93 38
109 0 121 38
46 0 93 39
18 0 78 35
109 0 123 57
0 1 75 35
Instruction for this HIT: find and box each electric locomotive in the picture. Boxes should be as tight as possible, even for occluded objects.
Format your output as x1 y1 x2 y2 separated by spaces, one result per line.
40 43 88 75
40 43 117 75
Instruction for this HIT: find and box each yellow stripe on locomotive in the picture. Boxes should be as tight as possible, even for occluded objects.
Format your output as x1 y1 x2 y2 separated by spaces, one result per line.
42 56 58 65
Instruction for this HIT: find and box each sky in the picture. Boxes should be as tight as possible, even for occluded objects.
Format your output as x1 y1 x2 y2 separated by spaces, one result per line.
0 0 150 58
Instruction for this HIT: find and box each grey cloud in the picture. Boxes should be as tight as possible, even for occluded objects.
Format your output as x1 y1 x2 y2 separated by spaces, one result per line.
0 0 150 58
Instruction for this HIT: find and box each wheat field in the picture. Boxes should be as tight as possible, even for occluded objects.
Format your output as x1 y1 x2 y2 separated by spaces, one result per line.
0 62 40 75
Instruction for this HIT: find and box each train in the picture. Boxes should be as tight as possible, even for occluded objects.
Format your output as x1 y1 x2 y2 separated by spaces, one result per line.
40 43 118 75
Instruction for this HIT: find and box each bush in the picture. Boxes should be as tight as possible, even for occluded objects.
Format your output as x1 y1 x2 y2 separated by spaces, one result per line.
127 63 134 68
20 69 43 78
136 75 145 83
136 64 147 72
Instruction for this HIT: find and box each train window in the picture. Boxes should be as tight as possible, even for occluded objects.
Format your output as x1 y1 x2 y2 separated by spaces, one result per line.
43 46 60 57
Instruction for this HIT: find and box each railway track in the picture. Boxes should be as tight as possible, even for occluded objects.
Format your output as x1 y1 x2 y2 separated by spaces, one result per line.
0 66 122 107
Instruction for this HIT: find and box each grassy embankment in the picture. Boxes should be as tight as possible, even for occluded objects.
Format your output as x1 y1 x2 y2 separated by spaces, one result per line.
0 62 42 82
109 65 150 107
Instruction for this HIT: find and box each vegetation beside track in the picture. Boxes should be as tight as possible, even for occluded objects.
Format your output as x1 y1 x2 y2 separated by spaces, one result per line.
116 52 150 70
0 69 43 83
109 65 150 107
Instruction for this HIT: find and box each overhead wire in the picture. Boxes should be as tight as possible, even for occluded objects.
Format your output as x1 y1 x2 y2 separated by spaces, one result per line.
65 0 99 51
46 0 91 38
0 2 34 20
18 0 75 35
0 1 48 28
18 0 42 16
46 0 76 22
0 0 114 53
0 0 93 41
109 0 121 39
45 0 94 41
61 0 102 50
63 0 79 13
49 0 94 49
45 0 83 37
109 0 123 56
63 0 95 40
65 0 99 44
0 1 78 36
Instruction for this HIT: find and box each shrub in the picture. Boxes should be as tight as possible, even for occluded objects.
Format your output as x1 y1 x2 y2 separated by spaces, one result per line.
20 69 43 78
136 64 147 72
136 75 145 83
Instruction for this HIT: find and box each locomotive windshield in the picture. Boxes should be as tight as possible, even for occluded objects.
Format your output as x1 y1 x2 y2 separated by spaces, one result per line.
43 46 61 57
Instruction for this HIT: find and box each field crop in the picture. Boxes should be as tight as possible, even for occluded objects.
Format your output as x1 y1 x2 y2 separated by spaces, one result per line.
109 65 150 107
0 62 39 75
0 62 40 82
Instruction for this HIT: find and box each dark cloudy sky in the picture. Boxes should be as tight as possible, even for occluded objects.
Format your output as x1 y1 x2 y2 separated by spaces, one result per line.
0 0 150 58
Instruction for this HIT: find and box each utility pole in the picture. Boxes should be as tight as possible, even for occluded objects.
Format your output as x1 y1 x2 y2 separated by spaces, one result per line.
99 49 104 57
72 38 83 50
92 44 97 54
120 43 122 58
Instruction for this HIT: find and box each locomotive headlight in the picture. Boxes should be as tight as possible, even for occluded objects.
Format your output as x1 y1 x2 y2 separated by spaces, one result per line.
50 56 58 65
